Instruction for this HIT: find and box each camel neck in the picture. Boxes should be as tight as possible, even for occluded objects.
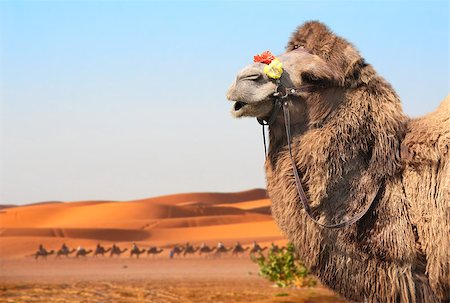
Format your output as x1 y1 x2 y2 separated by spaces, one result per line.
267 119 308 160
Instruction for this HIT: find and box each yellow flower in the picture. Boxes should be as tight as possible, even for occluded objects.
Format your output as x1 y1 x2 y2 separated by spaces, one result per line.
264 58 283 79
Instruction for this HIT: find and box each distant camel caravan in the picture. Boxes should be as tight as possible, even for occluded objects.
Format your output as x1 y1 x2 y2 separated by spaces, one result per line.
32 241 279 260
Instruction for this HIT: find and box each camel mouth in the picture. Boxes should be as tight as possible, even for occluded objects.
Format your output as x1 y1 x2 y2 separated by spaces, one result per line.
231 100 254 118
230 98 275 118
234 101 248 111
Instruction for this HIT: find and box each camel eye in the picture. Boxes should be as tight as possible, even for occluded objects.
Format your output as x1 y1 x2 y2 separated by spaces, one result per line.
301 73 322 85
294 44 299 49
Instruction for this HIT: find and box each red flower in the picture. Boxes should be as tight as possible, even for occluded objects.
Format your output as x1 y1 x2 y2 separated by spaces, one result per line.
253 51 275 64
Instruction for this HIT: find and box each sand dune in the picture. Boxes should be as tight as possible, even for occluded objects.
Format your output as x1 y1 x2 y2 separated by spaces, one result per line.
153 213 271 229
0 200 254 228
0 189 285 258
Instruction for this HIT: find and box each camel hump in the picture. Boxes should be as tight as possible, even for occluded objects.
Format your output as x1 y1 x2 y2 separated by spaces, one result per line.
401 94 450 165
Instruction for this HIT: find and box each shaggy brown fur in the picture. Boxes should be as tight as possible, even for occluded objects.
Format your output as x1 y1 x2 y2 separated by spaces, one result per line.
262 22 449 302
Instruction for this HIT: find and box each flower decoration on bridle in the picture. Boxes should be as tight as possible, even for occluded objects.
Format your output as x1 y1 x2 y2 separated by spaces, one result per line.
253 51 283 79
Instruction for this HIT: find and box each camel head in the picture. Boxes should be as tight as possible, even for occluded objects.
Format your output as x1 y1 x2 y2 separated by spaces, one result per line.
227 21 364 126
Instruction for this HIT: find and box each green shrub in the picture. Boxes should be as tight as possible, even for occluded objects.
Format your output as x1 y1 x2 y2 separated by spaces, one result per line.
251 243 317 288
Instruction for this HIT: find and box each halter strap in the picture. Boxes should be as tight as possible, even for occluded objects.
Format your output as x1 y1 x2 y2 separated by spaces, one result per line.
257 99 282 156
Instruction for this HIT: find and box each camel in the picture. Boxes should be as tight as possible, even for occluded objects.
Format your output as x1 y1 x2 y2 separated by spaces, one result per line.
198 243 216 256
269 243 281 254
249 242 267 255
230 242 250 257
56 243 75 258
169 245 184 258
110 244 128 258
182 242 200 257
147 246 164 257
129 243 146 258
34 245 54 260
227 21 449 302
214 242 232 257
94 243 111 257
75 247 92 258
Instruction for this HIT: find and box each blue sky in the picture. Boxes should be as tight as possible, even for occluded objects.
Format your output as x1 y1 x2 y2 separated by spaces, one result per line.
0 0 448 205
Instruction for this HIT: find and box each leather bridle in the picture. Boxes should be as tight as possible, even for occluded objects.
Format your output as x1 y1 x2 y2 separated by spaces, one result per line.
257 80 376 229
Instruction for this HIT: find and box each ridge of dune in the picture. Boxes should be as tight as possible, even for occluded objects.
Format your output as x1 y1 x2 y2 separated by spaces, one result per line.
24 201 64 206
128 188 267 206
215 199 270 210
0 204 16 210
4 188 267 210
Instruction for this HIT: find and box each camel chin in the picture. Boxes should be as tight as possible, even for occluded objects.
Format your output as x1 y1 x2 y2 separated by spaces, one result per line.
230 99 274 118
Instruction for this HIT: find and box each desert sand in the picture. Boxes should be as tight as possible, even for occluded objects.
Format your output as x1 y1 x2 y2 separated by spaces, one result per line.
0 189 347 302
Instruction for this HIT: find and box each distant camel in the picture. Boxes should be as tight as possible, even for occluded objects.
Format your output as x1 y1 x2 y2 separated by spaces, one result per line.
231 242 250 257
110 244 128 258
269 243 281 254
56 244 75 258
130 243 146 258
94 244 111 257
75 247 93 258
169 245 184 258
34 245 54 260
147 246 164 257
214 242 232 257
182 243 199 257
198 243 216 256
249 242 267 255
